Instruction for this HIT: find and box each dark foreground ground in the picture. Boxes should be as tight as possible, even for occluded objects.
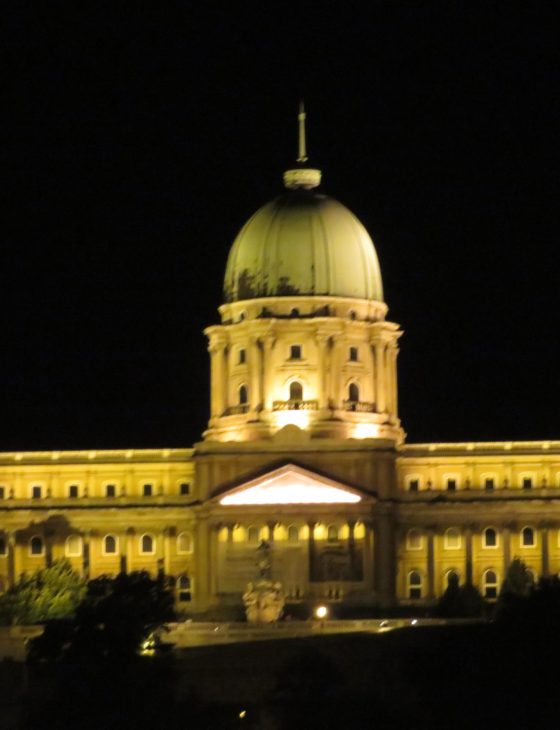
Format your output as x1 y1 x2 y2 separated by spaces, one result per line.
1 622 559 729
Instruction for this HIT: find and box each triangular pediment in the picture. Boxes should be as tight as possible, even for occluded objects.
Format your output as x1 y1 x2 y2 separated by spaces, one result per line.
218 464 366 505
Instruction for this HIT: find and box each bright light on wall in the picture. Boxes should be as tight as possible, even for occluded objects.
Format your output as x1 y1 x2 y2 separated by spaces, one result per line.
353 423 380 439
274 410 311 430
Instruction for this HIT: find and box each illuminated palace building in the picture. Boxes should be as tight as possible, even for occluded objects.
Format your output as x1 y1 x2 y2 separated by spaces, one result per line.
2 112 560 611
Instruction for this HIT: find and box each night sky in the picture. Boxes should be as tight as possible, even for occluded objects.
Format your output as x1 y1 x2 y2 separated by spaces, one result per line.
3 3 558 450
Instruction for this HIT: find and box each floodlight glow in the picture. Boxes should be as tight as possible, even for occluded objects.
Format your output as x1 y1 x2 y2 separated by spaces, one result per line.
315 605 328 619
353 423 380 439
274 410 311 430
220 473 361 505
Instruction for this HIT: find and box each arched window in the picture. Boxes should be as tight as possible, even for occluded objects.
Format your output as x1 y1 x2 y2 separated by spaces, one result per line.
65 534 83 557
287 525 299 543
349 310 356 320
177 574 191 602
483 528 498 548
348 383 359 403
327 525 339 542
247 526 260 545
103 535 118 555
30 536 44 556
406 528 423 550
140 534 154 555
407 570 423 599
446 569 460 587
521 526 535 547
290 308 299 317
289 381 303 401
177 531 193 554
483 569 499 599
0 536 6 556
444 527 461 550
238 384 248 405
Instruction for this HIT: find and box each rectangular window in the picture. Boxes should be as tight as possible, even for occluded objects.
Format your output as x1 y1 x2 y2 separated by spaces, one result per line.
68 485 79 498
143 483 153 497
31 486 42 499
180 483 190 496
0 487 4 499
349 346 358 362
522 477 533 490
484 478 494 491
238 349 246 364
446 479 457 491
289 345 302 360
106 484 116 498
408 479 419 492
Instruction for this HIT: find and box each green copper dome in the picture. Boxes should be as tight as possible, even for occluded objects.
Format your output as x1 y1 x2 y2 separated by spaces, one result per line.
223 189 384 303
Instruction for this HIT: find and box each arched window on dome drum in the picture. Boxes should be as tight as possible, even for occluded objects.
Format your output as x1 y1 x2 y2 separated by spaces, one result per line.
289 381 303 401
177 574 191 602
446 569 460 588
0 536 6 556
348 383 359 403
239 384 248 405
483 528 498 548
521 526 535 547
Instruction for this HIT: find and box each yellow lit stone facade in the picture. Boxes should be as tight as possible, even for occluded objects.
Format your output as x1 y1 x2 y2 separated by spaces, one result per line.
1 132 556 612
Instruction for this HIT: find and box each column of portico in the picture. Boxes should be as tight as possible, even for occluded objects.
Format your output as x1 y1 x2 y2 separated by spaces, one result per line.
209 524 219 598
83 531 91 580
249 336 262 413
194 514 211 610
362 521 374 592
44 530 54 568
307 521 316 584
426 527 436 600
540 523 550 577
7 532 17 587
464 526 474 585
373 510 396 607
162 528 171 576
502 524 512 578
373 339 386 413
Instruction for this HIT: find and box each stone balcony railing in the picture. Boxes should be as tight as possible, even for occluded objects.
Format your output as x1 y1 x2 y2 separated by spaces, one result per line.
272 399 318 411
224 404 250 416
343 400 376 413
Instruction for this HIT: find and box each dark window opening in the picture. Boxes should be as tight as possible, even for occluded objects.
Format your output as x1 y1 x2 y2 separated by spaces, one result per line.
484 478 494 491
180 483 190 496
348 383 359 402
289 381 303 401
106 484 116 498
290 345 302 360
522 477 533 490
30 536 43 555
239 384 248 405
408 479 419 492
31 486 42 499
238 349 246 364
349 346 358 362
69 485 79 498
446 479 457 492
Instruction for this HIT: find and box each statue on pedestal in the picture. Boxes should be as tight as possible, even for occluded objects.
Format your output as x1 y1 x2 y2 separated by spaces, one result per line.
243 539 285 623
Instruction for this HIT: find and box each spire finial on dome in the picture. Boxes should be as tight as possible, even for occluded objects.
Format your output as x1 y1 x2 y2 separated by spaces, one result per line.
283 101 322 190
297 100 308 163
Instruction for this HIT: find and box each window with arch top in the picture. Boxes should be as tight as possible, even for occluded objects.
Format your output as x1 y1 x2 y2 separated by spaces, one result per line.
65 534 83 557
348 382 359 403
407 570 423 599
103 534 118 555
521 526 535 547
177 531 193 554
140 534 155 554
289 381 303 401
238 384 248 405
483 527 498 548
247 526 260 545
177 574 192 602
287 525 299 543
483 569 499 599
30 536 44 556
